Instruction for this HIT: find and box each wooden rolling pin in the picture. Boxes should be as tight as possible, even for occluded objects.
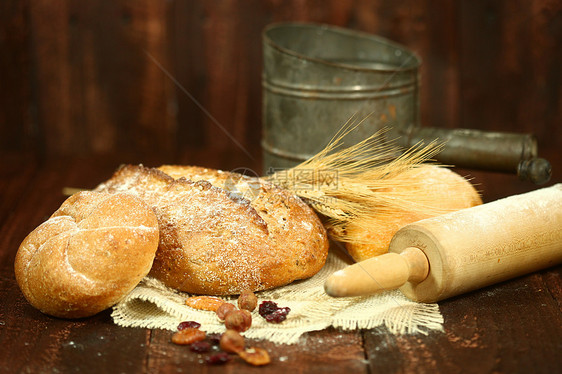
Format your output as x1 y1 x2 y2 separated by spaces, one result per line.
324 184 562 303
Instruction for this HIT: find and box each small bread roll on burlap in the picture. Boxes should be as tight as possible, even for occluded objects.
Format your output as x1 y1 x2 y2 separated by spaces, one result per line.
14 191 159 318
345 165 482 262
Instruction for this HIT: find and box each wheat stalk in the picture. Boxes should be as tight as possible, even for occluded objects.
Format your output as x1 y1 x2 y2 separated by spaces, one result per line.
265 116 449 244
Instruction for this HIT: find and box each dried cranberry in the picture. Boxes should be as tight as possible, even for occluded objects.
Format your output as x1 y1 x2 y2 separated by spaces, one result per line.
190 341 211 353
259 300 291 323
177 321 201 330
264 308 289 323
258 301 278 317
205 352 231 365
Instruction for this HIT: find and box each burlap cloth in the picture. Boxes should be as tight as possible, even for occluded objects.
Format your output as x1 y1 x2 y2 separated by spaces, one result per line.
112 248 443 344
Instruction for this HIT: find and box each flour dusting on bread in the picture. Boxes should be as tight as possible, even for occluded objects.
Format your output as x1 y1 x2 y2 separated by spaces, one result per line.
95 164 329 295
14 191 160 318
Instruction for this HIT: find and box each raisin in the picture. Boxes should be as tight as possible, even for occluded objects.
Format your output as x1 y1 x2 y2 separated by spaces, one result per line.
220 329 245 353
171 328 206 345
238 347 271 366
177 321 201 330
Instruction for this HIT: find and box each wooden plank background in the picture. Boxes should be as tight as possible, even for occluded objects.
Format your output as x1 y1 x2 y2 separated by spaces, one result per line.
1 0 561 201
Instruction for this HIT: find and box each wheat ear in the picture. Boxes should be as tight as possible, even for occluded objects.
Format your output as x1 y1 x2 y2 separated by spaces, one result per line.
264 117 448 244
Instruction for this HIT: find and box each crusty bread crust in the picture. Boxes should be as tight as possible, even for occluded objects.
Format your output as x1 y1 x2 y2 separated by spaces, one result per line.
96 164 329 295
14 191 160 318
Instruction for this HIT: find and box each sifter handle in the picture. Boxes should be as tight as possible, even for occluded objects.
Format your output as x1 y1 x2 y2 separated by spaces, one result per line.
393 126 552 184
324 247 429 297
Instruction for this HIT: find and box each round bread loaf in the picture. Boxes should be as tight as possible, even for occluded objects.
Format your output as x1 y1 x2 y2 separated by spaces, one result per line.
345 165 482 262
14 191 160 318
96 164 329 295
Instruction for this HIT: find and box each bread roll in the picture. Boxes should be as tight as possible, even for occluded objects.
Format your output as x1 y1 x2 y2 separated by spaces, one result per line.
95 164 329 295
14 191 159 318
345 165 482 262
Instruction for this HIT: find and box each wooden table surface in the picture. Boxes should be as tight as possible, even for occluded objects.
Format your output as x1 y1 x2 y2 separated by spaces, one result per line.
1 153 561 374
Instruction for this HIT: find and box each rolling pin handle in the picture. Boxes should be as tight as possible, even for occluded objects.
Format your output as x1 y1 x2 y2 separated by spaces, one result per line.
401 247 430 283
324 247 430 297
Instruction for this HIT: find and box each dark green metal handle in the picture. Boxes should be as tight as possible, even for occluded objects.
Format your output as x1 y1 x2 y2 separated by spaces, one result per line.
394 126 552 185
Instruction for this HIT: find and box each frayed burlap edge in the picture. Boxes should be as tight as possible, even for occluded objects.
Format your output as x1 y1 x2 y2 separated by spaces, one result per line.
111 250 443 344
